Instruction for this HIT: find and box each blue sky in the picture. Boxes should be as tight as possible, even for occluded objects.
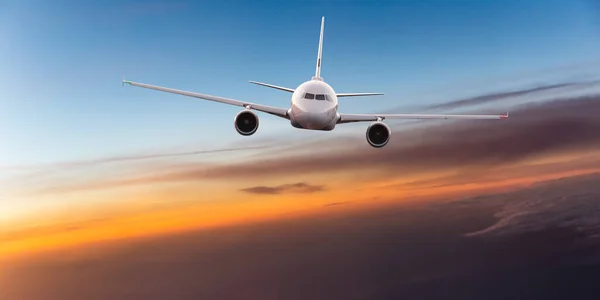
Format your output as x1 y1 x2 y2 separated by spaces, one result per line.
2 0 600 166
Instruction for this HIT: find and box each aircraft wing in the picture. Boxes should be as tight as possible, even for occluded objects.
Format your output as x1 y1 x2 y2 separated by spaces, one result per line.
336 93 384 97
338 112 508 124
123 80 289 119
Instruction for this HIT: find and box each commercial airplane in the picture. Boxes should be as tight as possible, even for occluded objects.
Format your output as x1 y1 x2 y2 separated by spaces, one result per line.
123 17 508 148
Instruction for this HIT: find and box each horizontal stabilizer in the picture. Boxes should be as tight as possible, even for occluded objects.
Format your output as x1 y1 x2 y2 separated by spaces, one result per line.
336 93 384 97
249 81 295 93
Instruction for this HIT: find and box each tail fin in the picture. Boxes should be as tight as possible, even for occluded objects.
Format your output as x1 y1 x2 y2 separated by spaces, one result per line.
313 16 325 80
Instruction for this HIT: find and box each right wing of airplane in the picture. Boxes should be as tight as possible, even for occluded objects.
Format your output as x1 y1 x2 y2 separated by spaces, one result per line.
338 112 508 124
122 80 290 119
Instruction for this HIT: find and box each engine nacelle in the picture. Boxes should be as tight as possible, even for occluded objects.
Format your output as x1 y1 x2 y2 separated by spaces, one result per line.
366 122 391 148
234 110 259 136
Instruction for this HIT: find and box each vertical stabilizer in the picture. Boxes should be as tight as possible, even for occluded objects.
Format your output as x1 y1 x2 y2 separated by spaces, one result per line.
313 16 325 80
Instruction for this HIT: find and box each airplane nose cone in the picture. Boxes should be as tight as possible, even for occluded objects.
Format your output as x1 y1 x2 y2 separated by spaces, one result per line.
294 110 331 129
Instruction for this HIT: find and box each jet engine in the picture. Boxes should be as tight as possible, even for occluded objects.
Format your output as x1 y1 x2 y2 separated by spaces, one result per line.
366 122 390 148
234 110 259 136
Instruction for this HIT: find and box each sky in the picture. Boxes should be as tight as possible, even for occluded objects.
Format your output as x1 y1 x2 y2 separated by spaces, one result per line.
3 0 600 259
3 0 600 164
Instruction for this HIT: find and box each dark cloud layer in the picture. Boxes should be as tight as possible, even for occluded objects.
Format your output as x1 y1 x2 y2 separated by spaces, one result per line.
4 174 600 300
427 81 592 110
240 182 325 195
465 172 600 237
174 95 600 180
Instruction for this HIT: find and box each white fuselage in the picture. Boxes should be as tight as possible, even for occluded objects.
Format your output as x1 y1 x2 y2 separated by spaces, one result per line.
288 78 339 131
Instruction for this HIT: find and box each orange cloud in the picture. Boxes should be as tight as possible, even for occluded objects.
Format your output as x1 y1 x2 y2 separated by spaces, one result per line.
0 176 362 259
3 152 599 261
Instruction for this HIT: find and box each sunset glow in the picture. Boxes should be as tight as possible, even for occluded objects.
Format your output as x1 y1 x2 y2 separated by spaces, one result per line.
3 148 600 260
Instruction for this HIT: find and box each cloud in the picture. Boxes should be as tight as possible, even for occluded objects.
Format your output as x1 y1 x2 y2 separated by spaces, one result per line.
24 95 600 196
323 201 352 207
426 81 586 110
2 146 269 172
176 95 600 178
385 79 600 115
464 172 600 237
240 182 325 195
8 173 600 300
1 145 272 197
0 217 115 243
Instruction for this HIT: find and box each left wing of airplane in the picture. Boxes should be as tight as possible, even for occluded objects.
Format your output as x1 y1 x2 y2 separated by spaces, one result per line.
122 80 290 119
338 112 508 124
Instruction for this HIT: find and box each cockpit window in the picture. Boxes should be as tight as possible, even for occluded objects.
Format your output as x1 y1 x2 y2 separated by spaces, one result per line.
304 93 315 100
303 93 332 101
